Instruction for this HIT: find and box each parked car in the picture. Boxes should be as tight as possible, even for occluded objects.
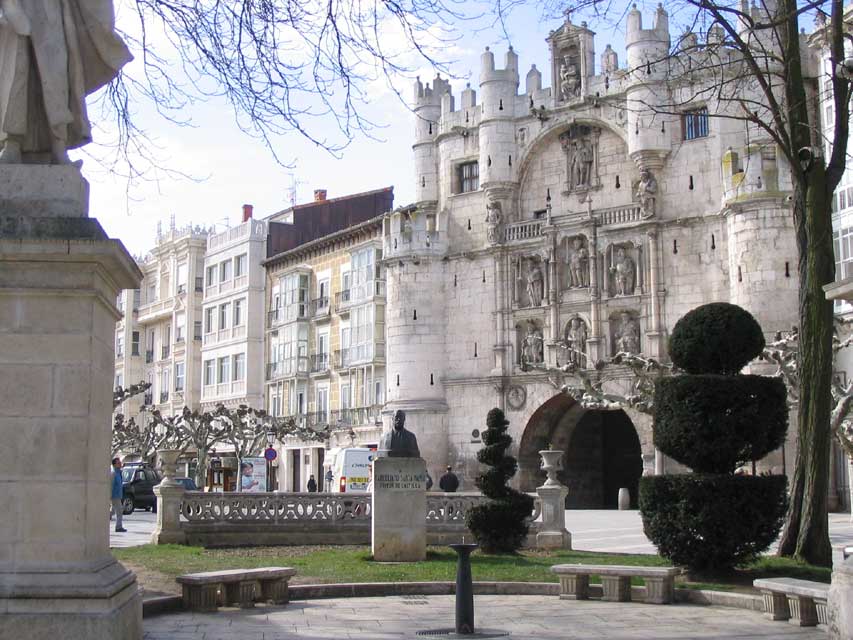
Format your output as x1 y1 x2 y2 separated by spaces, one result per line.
121 464 162 514
174 477 199 491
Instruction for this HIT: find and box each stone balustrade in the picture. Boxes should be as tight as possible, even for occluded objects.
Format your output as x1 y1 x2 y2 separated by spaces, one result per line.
504 220 542 242
181 492 372 523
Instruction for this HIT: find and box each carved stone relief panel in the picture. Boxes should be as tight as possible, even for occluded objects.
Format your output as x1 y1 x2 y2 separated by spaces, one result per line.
606 242 641 297
610 310 640 355
518 319 545 366
563 234 590 289
559 124 601 197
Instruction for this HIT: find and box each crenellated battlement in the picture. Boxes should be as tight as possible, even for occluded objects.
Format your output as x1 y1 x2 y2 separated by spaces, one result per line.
626 3 671 49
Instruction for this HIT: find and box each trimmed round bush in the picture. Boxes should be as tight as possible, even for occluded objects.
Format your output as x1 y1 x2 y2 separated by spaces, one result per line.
639 474 788 573
654 374 788 473
669 303 765 375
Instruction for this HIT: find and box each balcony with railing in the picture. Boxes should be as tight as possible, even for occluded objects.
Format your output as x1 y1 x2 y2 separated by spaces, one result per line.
203 379 246 400
309 353 331 375
265 357 309 381
383 230 447 259
310 296 330 318
334 280 385 313
136 298 174 324
267 304 308 328
330 405 383 427
335 342 386 369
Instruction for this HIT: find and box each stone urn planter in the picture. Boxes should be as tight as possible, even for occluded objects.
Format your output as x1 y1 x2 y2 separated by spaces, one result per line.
539 449 564 487
157 449 182 487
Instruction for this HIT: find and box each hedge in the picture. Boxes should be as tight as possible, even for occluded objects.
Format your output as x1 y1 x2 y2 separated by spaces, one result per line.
654 374 788 473
639 474 788 573
668 302 765 375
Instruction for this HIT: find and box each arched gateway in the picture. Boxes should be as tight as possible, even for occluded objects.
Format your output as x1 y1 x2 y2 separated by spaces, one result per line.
518 393 644 509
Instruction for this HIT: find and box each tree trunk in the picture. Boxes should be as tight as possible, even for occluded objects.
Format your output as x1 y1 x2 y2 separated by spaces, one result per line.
777 162 834 567
195 448 208 490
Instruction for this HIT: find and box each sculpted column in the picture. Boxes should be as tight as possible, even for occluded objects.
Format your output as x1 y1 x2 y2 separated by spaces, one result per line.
586 225 602 363
0 4 142 638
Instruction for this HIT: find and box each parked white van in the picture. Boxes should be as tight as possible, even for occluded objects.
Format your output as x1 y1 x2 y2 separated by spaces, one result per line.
327 447 376 493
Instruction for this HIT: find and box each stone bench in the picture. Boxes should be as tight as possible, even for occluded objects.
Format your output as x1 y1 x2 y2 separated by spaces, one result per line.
176 567 297 612
753 578 829 627
551 564 681 604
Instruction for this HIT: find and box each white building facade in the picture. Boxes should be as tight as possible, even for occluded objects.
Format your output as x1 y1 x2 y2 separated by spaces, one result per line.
382 8 806 505
200 207 268 410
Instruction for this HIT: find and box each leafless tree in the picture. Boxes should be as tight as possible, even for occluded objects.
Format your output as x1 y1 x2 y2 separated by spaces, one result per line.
113 380 152 409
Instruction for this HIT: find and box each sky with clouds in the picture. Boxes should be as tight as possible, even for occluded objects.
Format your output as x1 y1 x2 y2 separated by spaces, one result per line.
79 1 639 256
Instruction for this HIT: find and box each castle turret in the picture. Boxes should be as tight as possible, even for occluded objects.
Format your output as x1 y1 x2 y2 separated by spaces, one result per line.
413 75 443 203
478 47 520 191
625 4 673 171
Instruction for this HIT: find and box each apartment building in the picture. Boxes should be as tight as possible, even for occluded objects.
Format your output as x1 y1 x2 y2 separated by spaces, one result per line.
264 188 393 492
200 205 269 410
134 222 209 414
114 288 143 417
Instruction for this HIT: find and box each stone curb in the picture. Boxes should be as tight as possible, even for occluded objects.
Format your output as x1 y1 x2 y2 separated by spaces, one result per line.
141 582 763 618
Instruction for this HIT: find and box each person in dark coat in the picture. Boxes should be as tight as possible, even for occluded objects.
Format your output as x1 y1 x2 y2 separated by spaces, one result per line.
439 465 460 492
307 475 317 492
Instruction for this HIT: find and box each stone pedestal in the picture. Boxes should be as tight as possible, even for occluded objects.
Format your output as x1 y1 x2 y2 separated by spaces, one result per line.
828 556 853 639
618 488 630 510
0 167 143 639
371 456 427 562
152 450 187 545
536 450 572 550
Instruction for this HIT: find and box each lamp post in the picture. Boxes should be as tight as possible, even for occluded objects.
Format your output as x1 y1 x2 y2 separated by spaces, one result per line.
265 427 276 491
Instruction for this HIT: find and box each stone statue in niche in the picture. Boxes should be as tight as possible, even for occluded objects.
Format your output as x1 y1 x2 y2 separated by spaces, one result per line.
564 316 588 366
610 246 636 296
0 0 132 164
560 124 599 193
522 322 544 364
526 260 544 307
613 312 640 355
559 56 581 101
485 199 502 245
636 169 658 219
566 236 589 288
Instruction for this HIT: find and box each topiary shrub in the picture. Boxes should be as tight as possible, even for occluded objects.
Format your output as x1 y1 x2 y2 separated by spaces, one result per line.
639 475 788 572
466 408 534 553
654 375 788 473
668 302 765 375
640 302 788 573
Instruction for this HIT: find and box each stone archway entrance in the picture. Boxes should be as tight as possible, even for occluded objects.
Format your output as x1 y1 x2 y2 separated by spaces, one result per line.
518 393 644 509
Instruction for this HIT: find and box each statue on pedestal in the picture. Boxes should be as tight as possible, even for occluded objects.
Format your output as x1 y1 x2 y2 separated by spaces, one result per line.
565 316 588 366
610 246 636 296
567 236 589 288
614 312 640 354
485 199 502 245
526 261 544 307
636 169 658 219
381 410 420 458
0 0 133 164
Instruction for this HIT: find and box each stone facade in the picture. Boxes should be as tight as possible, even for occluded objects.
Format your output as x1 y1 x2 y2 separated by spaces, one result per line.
383 8 802 497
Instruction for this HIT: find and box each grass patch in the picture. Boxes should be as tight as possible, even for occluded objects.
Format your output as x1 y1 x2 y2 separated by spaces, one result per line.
114 544 830 594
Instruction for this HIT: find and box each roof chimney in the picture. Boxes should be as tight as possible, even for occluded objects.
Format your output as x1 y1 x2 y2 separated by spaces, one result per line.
314 189 327 202
242 203 254 222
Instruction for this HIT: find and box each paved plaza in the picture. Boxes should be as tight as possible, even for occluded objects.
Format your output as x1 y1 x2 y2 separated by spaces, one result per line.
143 594 825 639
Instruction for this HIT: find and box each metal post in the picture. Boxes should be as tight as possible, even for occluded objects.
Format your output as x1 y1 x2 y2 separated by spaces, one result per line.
449 543 478 634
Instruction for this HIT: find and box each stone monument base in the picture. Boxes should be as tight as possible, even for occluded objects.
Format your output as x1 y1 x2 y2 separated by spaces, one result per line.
828 557 853 639
372 457 427 562
0 561 141 640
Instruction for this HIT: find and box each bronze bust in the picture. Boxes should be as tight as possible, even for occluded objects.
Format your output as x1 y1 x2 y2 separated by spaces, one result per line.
380 410 420 458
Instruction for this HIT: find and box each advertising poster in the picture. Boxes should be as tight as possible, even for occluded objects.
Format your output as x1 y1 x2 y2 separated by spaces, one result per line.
239 457 267 492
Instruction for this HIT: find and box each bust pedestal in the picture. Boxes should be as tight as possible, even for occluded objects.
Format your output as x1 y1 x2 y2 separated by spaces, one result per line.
0 166 143 639
371 456 427 562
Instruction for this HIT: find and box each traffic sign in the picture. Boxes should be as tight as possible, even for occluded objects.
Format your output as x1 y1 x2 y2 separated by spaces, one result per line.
264 447 277 461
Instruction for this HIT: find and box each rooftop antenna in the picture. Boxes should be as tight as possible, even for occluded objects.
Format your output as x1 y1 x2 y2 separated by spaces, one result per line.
287 170 306 207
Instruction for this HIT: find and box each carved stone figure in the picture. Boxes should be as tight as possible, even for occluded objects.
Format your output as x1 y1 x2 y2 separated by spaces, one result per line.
560 124 598 192
610 247 636 296
614 312 640 354
526 261 544 307
576 138 593 187
567 237 589 288
401 213 413 238
559 56 580 100
522 323 544 364
565 316 588 366
485 199 502 245
0 0 133 164
380 410 421 458
636 169 658 218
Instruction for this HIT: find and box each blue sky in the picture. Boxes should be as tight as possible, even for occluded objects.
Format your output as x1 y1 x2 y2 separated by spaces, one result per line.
81 2 640 255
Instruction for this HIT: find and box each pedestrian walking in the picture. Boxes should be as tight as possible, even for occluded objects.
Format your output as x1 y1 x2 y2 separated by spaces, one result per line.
425 471 434 491
307 475 318 492
439 465 460 492
325 468 334 492
111 457 127 532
